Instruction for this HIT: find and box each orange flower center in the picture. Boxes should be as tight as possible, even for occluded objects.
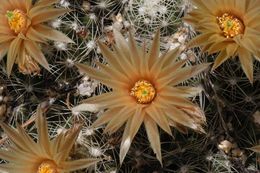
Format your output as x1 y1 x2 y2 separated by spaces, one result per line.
37 161 58 173
217 13 244 38
130 80 156 104
6 9 27 33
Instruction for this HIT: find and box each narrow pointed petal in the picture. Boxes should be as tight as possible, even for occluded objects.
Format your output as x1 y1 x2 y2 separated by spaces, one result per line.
33 25 74 43
187 33 213 48
7 38 22 76
212 51 229 70
169 63 211 87
97 41 128 76
144 116 162 165
238 48 254 83
58 124 81 161
61 159 99 171
119 108 145 165
35 0 59 7
96 61 129 84
128 31 141 68
113 28 130 61
164 106 200 130
148 30 160 66
91 107 123 128
0 42 10 61
128 107 144 140
150 48 178 77
16 125 39 154
119 119 132 165
104 106 134 134
31 8 69 25
157 59 187 82
35 107 51 155
24 40 50 71
76 63 126 88
0 35 15 44
249 145 260 153
146 105 172 135
0 123 28 151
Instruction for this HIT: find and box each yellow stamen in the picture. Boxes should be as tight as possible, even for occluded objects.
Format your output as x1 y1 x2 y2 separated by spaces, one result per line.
217 13 244 38
6 9 27 33
37 161 58 173
130 80 156 104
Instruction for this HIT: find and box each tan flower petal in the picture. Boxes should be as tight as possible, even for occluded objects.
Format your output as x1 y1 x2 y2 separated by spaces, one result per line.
157 59 187 86
8 0 26 11
146 104 172 135
170 63 211 86
0 1 12 12
58 124 81 161
35 107 51 156
238 48 253 83
97 41 129 77
148 30 160 66
16 125 40 154
150 47 181 79
113 45 139 76
91 107 122 128
96 61 129 84
0 42 10 61
26 27 48 43
212 51 229 70
35 0 59 7
0 123 29 151
144 116 162 165
7 37 22 76
164 106 201 130
187 33 214 48
30 8 69 25
119 119 132 164
104 106 134 134
113 28 131 62
249 145 260 153
24 40 50 71
164 86 202 98
128 31 141 69
33 24 74 43
120 109 144 164
61 159 99 172
0 35 15 44
76 63 126 88
25 0 32 11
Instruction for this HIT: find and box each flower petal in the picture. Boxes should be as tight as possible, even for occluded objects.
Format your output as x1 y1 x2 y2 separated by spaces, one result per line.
35 107 51 156
33 24 74 43
61 159 99 171
144 116 162 165
146 104 172 135
24 40 50 71
7 37 22 76
238 48 254 83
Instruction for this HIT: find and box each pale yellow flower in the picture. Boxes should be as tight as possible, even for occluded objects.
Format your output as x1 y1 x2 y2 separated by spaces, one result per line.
0 0 73 75
73 29 210 164
0 107 98 173
184 0 260 83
